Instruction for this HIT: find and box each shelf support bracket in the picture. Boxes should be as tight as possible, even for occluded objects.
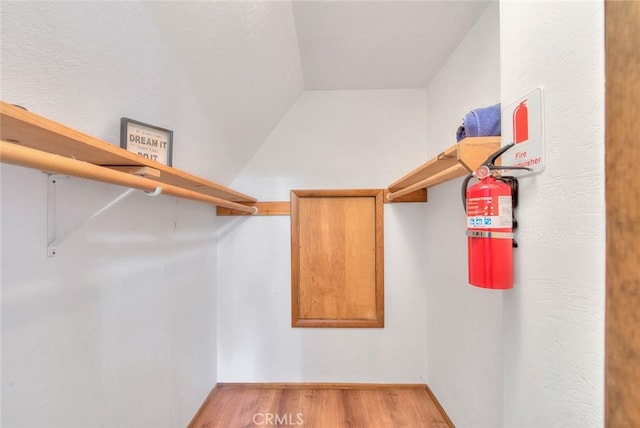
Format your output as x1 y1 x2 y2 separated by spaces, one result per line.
46 175 162 257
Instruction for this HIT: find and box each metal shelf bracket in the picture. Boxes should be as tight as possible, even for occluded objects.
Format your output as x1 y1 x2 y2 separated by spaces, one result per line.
46 175 162 257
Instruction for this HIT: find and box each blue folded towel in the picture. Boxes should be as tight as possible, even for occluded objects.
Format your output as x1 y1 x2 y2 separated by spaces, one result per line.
456 103 501 142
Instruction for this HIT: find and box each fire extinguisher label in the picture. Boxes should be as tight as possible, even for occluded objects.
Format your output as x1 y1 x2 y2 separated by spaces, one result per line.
467 196 513 229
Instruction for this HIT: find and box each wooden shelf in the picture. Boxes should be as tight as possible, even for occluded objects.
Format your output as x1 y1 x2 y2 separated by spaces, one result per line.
217 202 291 216
387 137 501 199
0 101 256 203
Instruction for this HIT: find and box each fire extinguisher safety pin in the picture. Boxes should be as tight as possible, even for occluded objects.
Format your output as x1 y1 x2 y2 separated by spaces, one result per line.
462 143 532 212
466 230 514 240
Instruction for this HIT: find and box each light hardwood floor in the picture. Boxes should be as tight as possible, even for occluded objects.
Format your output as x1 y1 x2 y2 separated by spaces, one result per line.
189 384 452 428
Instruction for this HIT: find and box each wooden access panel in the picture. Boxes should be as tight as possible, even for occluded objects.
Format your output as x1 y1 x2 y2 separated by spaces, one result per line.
291 189 384 328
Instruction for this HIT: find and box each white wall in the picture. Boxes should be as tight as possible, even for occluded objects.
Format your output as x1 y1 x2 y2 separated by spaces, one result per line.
1 1 606 426
1 171 218 428
0 1 303 184
423 1 605 427
500 2 605 427
217 90 430 382
1 1 302 426
424 3 504 427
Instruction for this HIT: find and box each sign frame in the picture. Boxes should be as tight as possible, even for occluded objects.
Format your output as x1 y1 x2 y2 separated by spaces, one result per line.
501 87 546 175
120 118 173 166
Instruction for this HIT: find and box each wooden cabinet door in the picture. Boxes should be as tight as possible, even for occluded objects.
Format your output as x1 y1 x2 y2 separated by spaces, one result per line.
291 189 384 328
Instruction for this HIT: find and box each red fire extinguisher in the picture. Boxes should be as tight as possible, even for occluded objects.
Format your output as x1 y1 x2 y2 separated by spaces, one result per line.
462 144 531 290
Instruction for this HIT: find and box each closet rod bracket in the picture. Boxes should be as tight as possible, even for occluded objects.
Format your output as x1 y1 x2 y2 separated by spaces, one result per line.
46 174 161 257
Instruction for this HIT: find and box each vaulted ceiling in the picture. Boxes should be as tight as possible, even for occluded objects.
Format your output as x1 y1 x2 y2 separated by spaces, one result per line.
142 0 491 181
292 1 491 89
1 0 490 184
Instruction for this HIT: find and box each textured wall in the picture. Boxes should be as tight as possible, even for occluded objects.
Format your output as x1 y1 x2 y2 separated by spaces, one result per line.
217 90 430 383
0 1 301 426
423 3 504 427
1 1 303 184
1 172 218 427
500 2 605 427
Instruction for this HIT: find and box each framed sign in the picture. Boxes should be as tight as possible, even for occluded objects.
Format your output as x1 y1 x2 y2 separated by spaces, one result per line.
120 118 173 166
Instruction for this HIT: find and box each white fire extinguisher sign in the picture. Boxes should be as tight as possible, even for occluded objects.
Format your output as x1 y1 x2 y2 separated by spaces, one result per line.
501 87 546 174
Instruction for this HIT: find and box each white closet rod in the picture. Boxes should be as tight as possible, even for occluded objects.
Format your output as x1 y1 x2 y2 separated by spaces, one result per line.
0 140 258 214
